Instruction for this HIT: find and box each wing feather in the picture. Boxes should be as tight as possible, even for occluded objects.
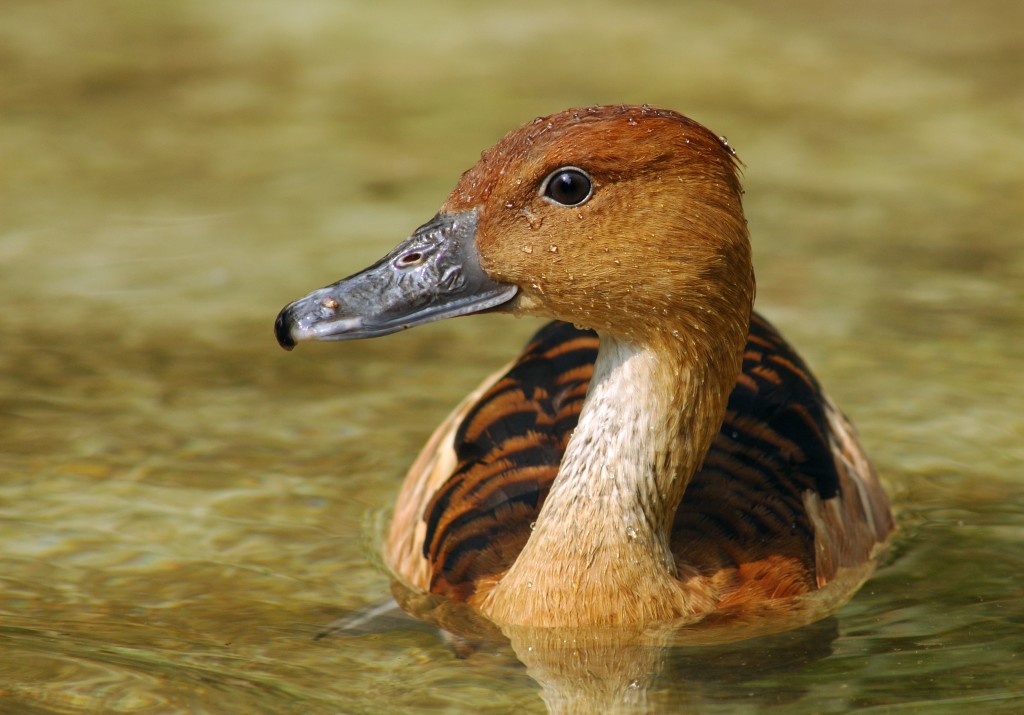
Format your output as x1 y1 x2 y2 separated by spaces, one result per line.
385 314 893 605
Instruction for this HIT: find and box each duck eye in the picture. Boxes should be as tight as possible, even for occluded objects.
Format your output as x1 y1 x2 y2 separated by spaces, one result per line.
541 167 593 207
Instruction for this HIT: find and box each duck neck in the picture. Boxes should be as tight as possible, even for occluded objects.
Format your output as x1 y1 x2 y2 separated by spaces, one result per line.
479 329 738 627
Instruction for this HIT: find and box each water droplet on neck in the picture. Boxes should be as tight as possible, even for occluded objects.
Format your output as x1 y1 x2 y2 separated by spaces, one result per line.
529 521 536 530
522 244 534 254
548 245 558 253
626 526 638 540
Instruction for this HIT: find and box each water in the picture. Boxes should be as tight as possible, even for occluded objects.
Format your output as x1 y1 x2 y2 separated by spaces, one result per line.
2 1 1022 712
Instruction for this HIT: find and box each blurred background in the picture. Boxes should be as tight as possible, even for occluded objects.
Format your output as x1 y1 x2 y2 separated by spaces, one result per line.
1 0 1021 712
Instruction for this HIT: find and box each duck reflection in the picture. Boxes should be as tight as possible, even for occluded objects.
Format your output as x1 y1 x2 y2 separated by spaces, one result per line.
324 586 839 714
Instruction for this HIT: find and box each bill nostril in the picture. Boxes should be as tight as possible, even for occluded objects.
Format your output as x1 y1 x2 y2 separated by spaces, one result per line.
396 251 424 267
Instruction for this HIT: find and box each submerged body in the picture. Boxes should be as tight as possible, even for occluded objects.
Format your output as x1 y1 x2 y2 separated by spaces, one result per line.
276 105 893 630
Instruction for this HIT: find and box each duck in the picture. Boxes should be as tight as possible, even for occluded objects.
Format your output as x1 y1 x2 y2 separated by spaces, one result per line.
274 105 894 630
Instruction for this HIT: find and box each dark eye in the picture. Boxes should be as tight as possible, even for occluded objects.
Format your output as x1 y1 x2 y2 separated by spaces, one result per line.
542 167 593 206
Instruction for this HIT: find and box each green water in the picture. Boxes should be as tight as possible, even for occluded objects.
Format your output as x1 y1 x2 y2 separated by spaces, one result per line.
1 1 1022 712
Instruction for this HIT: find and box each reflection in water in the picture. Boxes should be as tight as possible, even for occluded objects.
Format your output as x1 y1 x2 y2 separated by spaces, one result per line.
386 570 856 714
515 620 840 714
324 589 843 714
393 550 873 711
506 620 839 714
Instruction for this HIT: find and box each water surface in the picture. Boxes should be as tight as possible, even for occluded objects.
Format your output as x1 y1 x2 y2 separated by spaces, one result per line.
1 1 1022 712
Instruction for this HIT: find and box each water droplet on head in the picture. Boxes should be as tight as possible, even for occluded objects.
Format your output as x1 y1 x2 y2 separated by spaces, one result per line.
626 116 638 126
522 209 544 230
526 581 533 589
529 520 536 530
522 244 533 254
548 245 558 253
626 526 638 540
672 329 680 338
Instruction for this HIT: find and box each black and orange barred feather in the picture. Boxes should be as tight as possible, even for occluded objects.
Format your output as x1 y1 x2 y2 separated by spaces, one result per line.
417 312 892 602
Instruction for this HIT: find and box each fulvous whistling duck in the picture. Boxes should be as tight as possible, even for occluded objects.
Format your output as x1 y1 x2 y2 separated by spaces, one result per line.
275 105 893 630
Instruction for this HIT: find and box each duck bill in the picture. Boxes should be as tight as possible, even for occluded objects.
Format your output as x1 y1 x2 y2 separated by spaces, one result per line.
274 210 517 350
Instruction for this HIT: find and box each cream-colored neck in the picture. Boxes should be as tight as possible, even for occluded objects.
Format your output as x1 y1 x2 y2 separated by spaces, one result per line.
478 333 727 627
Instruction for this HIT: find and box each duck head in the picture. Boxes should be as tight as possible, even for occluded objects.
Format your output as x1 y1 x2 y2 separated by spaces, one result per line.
275 105 753 349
